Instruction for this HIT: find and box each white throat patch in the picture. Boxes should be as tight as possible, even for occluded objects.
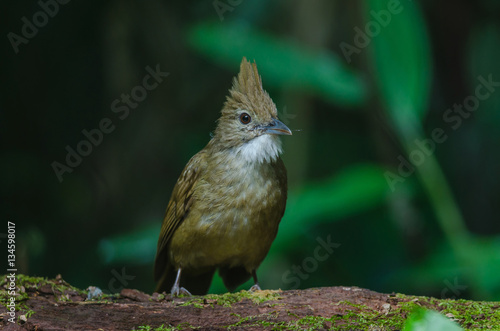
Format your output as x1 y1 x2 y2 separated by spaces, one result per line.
234 134 282 164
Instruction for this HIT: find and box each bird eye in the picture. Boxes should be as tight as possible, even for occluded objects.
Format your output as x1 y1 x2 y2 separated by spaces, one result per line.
239 113 251 124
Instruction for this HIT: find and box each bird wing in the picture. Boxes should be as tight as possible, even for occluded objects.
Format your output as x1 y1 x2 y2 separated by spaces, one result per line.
277 157 288 220
154 149 207 282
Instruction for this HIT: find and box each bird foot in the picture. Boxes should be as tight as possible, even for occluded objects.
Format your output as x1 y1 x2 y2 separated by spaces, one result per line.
249 284 261 292
171 285 192 297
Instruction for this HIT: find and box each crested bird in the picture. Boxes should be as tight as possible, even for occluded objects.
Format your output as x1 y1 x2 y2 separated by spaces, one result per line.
154 57 291 295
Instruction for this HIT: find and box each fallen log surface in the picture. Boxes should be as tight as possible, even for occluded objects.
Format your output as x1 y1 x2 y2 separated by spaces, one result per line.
1 275 499 330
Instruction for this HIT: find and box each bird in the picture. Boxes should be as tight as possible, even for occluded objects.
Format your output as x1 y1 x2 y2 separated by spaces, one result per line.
154 57 291 296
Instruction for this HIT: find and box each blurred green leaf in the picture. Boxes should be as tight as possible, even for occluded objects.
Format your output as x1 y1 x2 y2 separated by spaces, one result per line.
274 163 400 248
367 0 432 131
187 21 367 107
403 309 463 331
389 236 500 300
366 0 478 297
98 222 160 265
467 22 500 128
463 237 500 295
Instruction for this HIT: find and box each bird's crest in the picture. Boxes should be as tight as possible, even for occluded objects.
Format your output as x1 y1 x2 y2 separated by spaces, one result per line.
224 57 277 119
234 57 263 96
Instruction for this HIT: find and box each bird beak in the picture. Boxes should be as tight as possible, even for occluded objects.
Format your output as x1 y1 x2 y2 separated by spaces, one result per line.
262 119 292 136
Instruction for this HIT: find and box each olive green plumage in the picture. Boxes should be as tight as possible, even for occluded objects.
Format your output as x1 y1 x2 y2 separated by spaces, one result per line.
154 58 291 295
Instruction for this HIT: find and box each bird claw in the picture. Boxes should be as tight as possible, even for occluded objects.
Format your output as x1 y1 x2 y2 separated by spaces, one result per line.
249 284 261 292
171 285 192 297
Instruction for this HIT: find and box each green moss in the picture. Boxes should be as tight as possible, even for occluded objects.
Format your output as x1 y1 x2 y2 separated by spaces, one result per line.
329 304 395 329
134 322 200 330
227 311 284 329
0 275 54 313
392 294 500 330
179 298 207 309
5 274 86 297
285 315 330 330
437 299 500 329
227 313 332 330
181 289 282 308
219 295 500 330
0 274 93 322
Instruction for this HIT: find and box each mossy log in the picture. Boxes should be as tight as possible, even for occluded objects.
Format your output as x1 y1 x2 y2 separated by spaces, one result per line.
0 274 499 330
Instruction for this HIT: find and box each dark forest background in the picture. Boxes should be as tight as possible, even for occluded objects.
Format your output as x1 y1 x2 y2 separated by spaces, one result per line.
1 0 500 300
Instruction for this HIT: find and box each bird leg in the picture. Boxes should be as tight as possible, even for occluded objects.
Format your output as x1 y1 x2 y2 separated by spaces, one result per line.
171 268 192 296
249 270 261 291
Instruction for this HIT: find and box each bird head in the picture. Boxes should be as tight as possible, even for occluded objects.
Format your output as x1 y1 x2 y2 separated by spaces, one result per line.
214 58 292 163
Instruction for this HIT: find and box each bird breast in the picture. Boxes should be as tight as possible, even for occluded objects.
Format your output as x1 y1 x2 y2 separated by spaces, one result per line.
169 137 286 271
